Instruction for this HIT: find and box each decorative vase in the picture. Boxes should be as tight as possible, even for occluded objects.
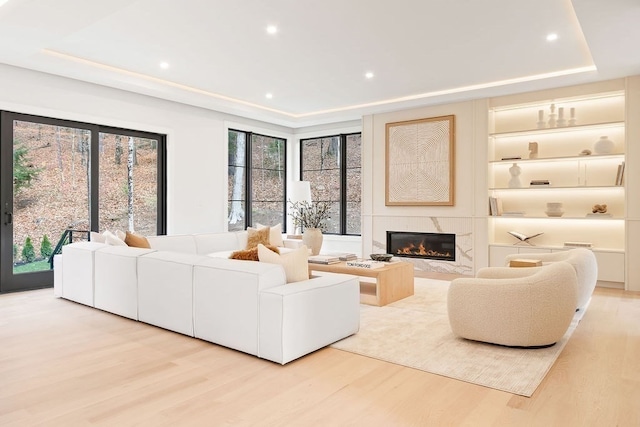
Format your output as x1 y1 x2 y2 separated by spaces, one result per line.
593 136 614 154
547 103 556 128
508 163 522 188
302 228 323 255
568 107 577 126
556 107 566 127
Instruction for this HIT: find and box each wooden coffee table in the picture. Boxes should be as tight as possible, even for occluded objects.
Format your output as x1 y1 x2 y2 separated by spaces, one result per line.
308 261 414 306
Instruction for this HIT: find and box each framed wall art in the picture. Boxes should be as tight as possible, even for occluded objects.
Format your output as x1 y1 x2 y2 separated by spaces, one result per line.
385 115 455 206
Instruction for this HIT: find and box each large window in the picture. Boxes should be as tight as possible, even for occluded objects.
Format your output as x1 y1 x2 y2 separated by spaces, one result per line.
300 133 361 235
228 129 286 232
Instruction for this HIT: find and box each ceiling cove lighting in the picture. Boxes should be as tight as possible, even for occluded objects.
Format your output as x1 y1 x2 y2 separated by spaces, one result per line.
365 72 374 79
42 49 596 119
546 33 558 42
266 25 278 34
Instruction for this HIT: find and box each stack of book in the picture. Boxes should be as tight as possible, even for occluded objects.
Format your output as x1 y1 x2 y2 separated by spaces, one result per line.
324 252 358 261
308 255 340 264
489 197 503 216
345 259 385 269
530 180 550 186
615 161 625 185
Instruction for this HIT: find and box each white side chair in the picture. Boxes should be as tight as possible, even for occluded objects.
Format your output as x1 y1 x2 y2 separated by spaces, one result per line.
504 248 598 311
447 262 578 347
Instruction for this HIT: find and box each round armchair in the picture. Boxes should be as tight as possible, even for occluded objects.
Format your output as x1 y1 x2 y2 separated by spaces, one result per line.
447 262 578 347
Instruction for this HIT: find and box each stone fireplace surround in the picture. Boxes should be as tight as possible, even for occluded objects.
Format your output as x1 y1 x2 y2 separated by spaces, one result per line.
369 216 473 276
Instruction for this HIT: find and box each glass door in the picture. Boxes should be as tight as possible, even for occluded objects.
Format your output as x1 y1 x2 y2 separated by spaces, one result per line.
1 112 166 293
1 112 93 292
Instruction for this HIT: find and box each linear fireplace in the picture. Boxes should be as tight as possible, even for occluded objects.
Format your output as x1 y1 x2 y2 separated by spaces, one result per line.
387 231 456 261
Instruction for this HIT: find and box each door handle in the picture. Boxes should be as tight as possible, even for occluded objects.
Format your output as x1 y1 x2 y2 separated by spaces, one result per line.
4 211 12 225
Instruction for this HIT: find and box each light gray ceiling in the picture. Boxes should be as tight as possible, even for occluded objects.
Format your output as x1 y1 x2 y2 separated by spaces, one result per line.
0 0 638 127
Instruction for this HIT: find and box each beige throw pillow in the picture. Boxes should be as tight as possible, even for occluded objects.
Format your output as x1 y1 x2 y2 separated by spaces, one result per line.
256 222 284 247
103 230 127 246
246 227 270 249
257 243 309 283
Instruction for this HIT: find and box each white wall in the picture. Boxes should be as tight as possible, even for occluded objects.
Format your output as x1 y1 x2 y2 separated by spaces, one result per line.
0 63 291 235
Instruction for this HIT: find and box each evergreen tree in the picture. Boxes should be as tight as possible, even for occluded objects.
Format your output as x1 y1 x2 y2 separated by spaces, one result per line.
22 237 36 263
13 142 41 193
40 234 53 258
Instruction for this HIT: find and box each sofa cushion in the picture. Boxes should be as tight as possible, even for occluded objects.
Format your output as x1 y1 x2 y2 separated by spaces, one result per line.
258 243 309 283
257 222 284 247
146 234 197 254
231 245 279 261
125 231 151 248
247 227 270 249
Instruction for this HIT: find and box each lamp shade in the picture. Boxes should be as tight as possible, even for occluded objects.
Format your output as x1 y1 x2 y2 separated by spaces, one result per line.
289 181 312 204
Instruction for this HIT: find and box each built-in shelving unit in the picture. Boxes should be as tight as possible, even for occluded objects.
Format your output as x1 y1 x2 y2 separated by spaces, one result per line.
487 91 626 285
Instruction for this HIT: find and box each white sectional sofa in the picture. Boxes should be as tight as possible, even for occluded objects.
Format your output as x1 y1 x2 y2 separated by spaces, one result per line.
54 231 360 364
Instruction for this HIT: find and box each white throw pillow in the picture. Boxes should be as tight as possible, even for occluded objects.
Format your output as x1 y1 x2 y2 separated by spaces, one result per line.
90 231 106 243
257 243 309 283
257 222 284 247
103 230 127 246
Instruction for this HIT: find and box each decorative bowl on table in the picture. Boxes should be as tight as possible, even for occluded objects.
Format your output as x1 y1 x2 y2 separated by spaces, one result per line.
370 253 393 262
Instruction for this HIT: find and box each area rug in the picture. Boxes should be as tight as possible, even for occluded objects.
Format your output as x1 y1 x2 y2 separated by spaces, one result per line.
331 278 586 397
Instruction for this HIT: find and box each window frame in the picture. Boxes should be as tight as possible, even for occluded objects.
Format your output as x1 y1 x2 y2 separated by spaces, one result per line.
299 132 361 236
228 128 288 232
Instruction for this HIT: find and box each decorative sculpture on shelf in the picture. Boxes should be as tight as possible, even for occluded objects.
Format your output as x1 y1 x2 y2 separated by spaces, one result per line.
592 204 607 214
508 231 544 246
508 163 522 188
528 142 538 159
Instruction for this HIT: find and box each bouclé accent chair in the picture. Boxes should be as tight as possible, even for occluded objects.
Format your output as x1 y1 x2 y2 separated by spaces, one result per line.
447 262 578 347
504 248 598 311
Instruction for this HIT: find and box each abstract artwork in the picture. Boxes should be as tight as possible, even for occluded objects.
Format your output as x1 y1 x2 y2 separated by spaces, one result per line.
385 115 455 206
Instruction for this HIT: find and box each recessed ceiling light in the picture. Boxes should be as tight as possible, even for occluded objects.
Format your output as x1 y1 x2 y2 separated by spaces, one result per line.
546 33 558 42
266 93 273 99
365 72 374 79
266 25 278 34
0 0 9 7
159 61 169 69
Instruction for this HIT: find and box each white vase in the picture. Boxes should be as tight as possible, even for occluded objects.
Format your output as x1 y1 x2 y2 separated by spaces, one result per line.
302 228 323 255
593 136 614 154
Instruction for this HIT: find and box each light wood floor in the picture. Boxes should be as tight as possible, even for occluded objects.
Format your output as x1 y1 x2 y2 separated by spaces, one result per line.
1 285 639 426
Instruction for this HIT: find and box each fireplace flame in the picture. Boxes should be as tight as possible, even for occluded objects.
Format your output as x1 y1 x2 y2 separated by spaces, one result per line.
396 241 451 258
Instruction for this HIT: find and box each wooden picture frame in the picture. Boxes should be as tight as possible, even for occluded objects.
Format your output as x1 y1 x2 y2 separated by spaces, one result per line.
385 115 455 206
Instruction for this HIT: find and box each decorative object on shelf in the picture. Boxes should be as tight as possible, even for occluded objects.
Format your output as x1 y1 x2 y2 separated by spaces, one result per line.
579 149 592 156
591 204 607 214
385 115 455 206
537 109 546 129
530 179 550 186
556 107 567 127
370 253 393 262
568 107 577 126
593 135 614 154
508 163 522 188
547 103 557 128
501 156 521 160
508 231 544 246
528 142 538 159
564 241 593 248
615 161 625 185
545 202 564 217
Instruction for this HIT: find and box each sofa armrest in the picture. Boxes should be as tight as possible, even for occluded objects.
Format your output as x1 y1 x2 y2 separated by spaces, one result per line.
258 273 360 364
